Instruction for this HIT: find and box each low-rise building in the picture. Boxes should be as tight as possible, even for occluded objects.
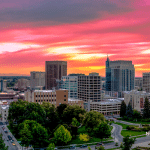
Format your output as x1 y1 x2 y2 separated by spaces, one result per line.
90 98 123 116
124 90 150 112
25 89 84 108
0 101 9 122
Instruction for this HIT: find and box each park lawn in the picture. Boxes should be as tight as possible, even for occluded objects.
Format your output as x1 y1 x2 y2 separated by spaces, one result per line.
70 136 113 144
121 130 146 137
114 122 136 129
118 119 150 125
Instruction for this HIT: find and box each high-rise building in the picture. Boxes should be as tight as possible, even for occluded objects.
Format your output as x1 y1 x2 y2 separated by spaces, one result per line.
78 73 102 102
60 76 78 99
30 71 45 89
106 56 135 97
45 61 67 90
142 72 150 93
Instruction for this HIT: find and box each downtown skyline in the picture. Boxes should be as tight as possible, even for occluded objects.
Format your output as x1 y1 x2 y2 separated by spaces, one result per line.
0 0 150 77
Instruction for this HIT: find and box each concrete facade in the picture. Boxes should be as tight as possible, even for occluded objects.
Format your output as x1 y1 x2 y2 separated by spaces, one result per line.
0 101 9 122
25 89 83 108
78 73 102 102
90 98 123 116
124 90 150 112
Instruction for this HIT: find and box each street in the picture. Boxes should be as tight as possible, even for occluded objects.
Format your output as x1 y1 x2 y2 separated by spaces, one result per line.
0 125 18 150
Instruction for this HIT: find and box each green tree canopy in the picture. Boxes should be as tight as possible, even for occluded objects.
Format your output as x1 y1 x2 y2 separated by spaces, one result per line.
63 105 86 124
93 122 111 140
126 103 133 118
47 143 55 150
83 111 105 133
123 135 136 150
143 97 150 119
54 125 72 145
71 117 80 127
133 110 141 120
19 120 49 148
120 101 126 117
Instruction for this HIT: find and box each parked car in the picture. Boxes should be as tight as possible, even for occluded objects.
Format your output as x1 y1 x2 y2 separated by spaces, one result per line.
12 143 16 146
10 140 14 143
8 135 12 140
4 131 8 133
80 145 87 148
69 146 76 149
96 143 104 146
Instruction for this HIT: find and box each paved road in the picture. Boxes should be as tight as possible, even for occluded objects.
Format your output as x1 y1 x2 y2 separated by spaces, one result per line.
0 125 18 150
111 123 123 144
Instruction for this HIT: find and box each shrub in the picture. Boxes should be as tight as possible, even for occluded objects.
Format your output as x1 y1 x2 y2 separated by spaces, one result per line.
79 133 90 142
126 126 135 130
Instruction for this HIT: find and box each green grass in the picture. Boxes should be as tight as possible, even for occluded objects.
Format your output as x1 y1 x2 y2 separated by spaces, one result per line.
77 126 88 134
69 136 113 145
121 130 145 137
114 122 136 129
118 118 150 125
114 122 146 137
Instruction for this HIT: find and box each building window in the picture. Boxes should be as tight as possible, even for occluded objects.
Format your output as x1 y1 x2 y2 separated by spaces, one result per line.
64 95 66 97
64 99 66 101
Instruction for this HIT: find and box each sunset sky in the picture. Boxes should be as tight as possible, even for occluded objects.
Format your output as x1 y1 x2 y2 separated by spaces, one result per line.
0 0 150 77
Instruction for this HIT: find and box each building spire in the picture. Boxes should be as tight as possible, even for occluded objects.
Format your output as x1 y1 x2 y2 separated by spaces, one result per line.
107 54 109 61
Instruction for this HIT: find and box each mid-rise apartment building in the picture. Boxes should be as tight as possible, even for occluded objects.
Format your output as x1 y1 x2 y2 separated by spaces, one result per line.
78 73 102 102
0 101 9 122
143 72 150 93
30 71 45 89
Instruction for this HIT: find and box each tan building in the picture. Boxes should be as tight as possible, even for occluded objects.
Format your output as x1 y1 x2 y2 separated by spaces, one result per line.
124 90 150 112
45 61 67 90
25 89 83 108
90 98 122 116
143 72 150 93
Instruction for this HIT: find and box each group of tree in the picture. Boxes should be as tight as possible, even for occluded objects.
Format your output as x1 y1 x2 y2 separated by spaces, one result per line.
120 97 150 120
8 99 112 148
8 100 86 148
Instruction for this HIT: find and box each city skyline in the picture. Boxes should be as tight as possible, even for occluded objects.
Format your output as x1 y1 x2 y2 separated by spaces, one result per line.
0 0 150 77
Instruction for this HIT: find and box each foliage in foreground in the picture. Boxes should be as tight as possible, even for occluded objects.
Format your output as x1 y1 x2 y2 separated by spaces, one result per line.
0 134 8 150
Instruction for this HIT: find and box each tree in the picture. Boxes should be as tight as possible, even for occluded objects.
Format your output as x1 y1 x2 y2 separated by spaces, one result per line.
71 117 80 127
126 103 133 118
93 122 111 141
143 97 150 119
47 143 55 150
82 111 105 133
123 135 136 150
56 104 68 121
133 110 141 120
120 101 126 117
54 125 72 145
63 105 86 124
0 134 8 150
79 133 90 142
97 146 105 150
19 120 49 148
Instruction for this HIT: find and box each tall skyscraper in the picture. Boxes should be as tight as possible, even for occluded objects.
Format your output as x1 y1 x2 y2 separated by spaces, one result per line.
45 61 67 90
30 71 45 89
106 56 135 97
